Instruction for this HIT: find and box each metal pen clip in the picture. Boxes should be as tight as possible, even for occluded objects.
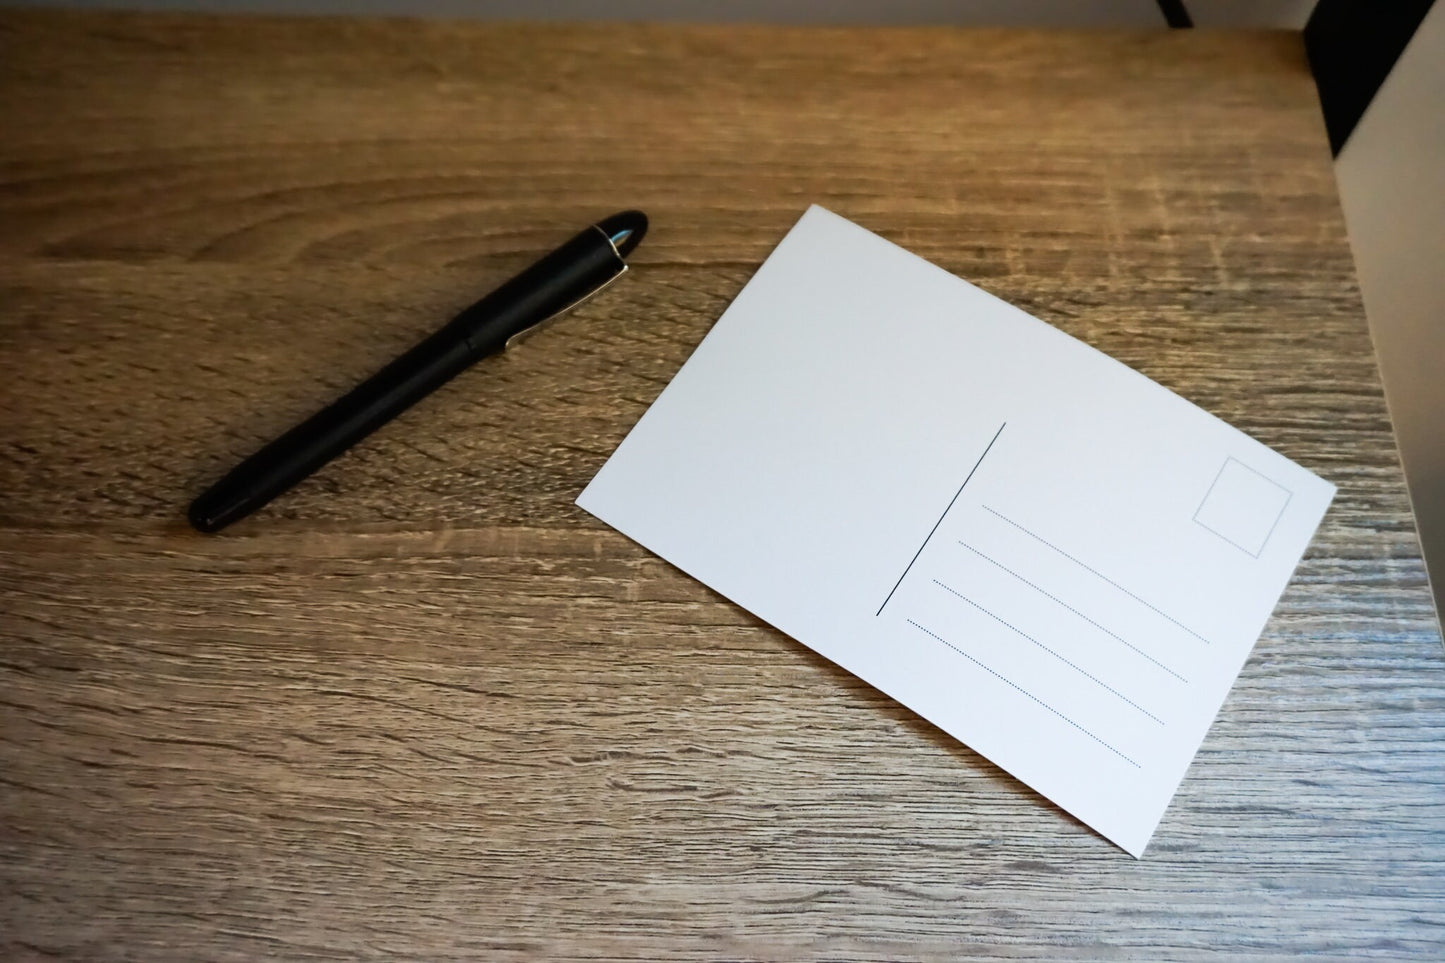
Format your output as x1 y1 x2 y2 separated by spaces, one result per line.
505 224 630 351
504 263 628 351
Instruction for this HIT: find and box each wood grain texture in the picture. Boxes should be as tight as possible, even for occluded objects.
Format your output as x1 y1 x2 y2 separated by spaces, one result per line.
1 10 1442 961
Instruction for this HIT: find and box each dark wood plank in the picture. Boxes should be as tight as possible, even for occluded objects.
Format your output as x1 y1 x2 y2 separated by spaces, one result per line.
1 10 1441 962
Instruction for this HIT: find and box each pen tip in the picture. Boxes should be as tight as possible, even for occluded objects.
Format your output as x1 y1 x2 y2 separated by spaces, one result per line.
188 499 222 533
598 210 648 259
188 488 243 533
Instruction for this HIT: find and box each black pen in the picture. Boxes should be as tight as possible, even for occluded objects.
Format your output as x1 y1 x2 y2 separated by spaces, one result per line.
188 210 648 533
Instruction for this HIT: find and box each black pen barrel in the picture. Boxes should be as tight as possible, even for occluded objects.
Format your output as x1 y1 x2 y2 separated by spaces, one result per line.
188 225 625 532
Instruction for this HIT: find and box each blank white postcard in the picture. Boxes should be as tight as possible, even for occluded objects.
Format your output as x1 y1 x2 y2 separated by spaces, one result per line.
577 205 1335 856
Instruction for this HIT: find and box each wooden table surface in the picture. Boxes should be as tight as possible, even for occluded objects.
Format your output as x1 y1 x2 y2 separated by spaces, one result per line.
2 10 1442 960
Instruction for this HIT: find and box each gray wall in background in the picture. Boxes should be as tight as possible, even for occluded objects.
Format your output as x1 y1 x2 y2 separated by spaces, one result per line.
4 0 1319 28
1335 1 1445 624
1190 0 1317 27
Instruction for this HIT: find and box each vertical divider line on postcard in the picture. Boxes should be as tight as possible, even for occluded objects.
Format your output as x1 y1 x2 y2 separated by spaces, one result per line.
877 422 1006 616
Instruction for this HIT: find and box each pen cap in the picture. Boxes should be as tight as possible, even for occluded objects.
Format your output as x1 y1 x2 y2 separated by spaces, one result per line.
444 221 633 356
